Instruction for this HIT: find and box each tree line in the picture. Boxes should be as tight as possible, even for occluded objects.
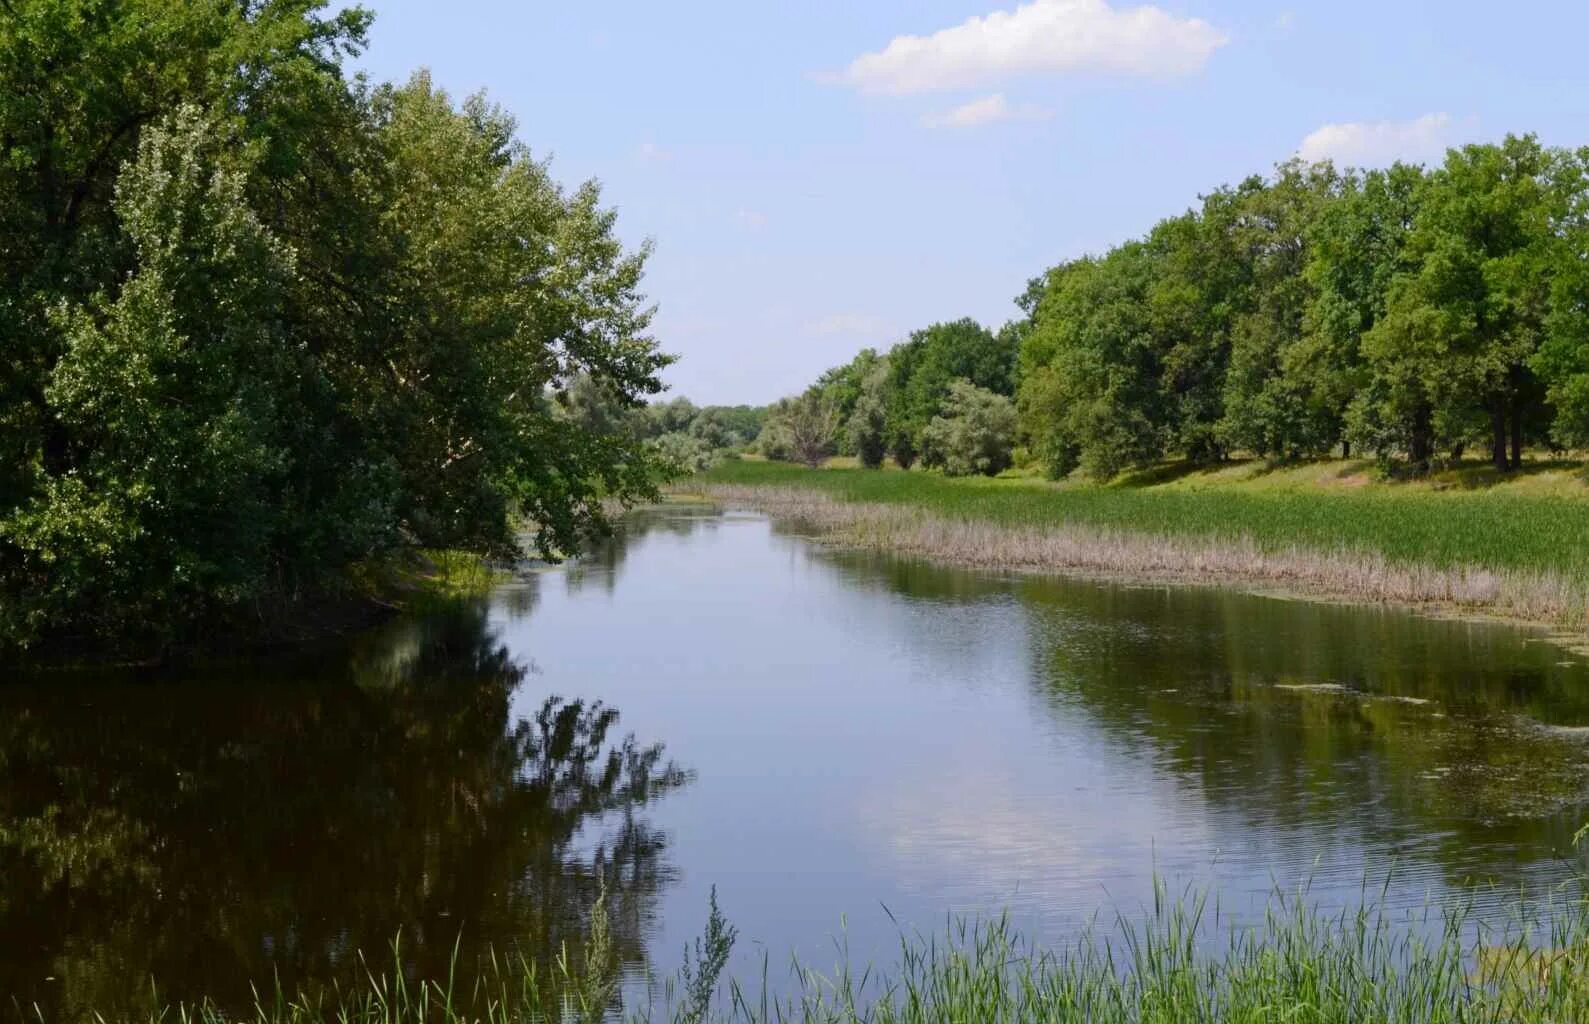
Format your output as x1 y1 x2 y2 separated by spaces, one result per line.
0 1 668 653
764 135 1589 481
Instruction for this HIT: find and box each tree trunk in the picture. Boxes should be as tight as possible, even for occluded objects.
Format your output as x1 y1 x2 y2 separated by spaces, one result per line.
1341 439 1351 459
1490 399 1509 472
1509 397 1523 470
1409 406 1433 471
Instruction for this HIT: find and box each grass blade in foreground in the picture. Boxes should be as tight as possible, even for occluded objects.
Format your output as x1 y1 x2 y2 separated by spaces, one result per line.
79 881 1589 1023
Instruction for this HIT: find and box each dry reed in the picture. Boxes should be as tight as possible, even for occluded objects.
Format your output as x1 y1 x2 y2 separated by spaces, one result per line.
696 484 1589 637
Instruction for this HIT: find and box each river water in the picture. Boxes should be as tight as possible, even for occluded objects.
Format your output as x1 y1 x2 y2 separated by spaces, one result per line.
4 504 1588 1016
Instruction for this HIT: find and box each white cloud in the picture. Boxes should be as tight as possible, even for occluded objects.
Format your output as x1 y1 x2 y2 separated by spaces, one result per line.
735 208 769 231
636 142 672 163
1297 113 1467 168
828 0 1228 96
922 93 1051 128
809 313 892 338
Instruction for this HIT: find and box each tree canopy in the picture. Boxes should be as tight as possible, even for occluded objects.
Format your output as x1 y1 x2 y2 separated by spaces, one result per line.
0 1 670 654
764 134 1589 485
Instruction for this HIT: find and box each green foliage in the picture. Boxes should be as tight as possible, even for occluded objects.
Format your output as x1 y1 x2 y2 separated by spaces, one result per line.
812 347 881 453
1017 247 1167 479
758 391 839 467
1354 136 1565 469
651 432 719 475
885 318 1016 459
1300 164 1425 458
920 380 1017 477
0 7 670 654
846 359 890 469
1218 161 1344 457
1003 136 1589 478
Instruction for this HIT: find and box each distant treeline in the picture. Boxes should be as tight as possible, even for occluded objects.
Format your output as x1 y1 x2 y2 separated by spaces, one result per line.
564 377 765 473
768 136 1589 479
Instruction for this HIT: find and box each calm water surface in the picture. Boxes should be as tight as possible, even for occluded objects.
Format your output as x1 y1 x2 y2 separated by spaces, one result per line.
4 505 1589 1016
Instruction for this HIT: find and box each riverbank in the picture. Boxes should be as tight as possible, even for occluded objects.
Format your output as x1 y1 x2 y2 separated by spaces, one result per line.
10 548 505 670
684 460 1589 641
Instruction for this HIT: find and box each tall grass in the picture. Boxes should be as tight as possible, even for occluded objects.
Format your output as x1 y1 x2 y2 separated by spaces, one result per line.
695 461 1589 576
690 463 1589 634
68 882 1589 1023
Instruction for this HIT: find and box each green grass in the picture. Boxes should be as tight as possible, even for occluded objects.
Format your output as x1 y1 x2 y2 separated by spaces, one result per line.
346 548 506 610
78 882 1589 1023
695 460 1589 577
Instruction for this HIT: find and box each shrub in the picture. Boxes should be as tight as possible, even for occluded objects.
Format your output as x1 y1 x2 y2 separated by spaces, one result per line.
920 380 1017 477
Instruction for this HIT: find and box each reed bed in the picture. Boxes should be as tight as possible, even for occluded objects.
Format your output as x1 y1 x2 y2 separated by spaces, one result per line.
82 882 1589 1023
689 469 1589 636
694 461 1589 575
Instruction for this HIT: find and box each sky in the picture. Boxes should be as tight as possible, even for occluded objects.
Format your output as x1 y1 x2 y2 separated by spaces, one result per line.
346 1 1589 406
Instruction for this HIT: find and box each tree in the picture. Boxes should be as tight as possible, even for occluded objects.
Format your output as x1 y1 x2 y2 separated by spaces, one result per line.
813 348 881 453
1299 163 1426 459
3 108 304 646
1536 148 1589 448
1016 248 1168 479
759 392 838 467
649 431 716 474
0 0 371 499
882 318 1014 468
1355 136 1563 470
0 16 673 653
371 74 670 555
1218 161 1344 458
921 380 1018 477
847 360 889 469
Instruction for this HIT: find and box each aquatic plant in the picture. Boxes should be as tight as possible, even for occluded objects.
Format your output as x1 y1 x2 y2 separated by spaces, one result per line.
55 879 1589 1023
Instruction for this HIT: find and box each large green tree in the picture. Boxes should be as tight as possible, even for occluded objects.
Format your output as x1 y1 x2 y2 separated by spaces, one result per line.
1017 247 1168 478
1536 148 1589 447
0 6 670 654
1355 136 1564 469
882 318 1014 466
1299 163 1426 459
1218 161 1344 458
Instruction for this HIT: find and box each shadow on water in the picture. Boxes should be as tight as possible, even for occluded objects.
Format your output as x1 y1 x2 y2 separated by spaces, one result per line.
0 595 691 1019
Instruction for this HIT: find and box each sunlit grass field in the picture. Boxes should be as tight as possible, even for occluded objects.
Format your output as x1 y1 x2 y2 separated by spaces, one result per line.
696 459 1589 577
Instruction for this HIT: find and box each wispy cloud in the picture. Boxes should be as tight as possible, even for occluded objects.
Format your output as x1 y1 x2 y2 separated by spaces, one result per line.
1297 113 1470 167
636 142 673 163
824 0 1228 96
922 93 1051 128
808 313 892 338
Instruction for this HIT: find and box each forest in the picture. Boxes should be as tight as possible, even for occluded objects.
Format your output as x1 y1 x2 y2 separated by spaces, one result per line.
759 139 1589 483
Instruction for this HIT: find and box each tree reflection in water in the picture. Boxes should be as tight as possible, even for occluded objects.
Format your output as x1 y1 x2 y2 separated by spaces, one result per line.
0 599 691 1019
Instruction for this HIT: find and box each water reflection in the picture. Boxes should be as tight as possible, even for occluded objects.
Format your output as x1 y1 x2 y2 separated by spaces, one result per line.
825 546 1589 911
0 601 690 1019
4 505 1589 1017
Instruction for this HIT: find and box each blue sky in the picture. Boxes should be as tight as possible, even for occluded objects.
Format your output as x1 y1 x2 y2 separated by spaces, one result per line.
348 1 1589 405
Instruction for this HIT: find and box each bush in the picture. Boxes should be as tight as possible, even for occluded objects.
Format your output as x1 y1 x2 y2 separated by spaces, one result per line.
920 380 1017 477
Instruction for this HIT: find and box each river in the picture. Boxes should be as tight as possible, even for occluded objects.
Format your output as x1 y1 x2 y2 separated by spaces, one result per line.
3 503 1587 1017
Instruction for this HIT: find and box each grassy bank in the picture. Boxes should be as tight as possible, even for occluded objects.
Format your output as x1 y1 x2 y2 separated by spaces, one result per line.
687 460 1589 636
76 884 1589 1023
